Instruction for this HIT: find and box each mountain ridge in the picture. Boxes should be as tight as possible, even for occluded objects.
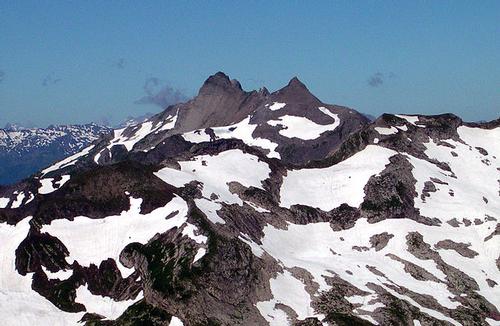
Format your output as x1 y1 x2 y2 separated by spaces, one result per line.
81 72 369 167
0 72 498 326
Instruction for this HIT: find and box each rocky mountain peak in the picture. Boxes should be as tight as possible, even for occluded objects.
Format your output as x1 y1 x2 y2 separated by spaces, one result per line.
287 76 306 88
92 72 370 164
272 76 320 104
258 87 270 96
162 72 265 134
198 71 243 96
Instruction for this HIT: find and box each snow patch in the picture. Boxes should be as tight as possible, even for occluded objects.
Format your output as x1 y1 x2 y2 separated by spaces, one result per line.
75 285 142 320
38 175 70 195
182 129 211 143
194 198 225 224
381 284 460 325
38 178 56 195
156 111 178 132
11 192 26 208
25 192 35 204
182 223 208 244
57 175 70 188
395 115 423 127
267 102 287 111
246 201 270 213
193 248 207 263
268 114 340 140
185 117 281 159
182 117 280 159
42 266 73 281
375 126 398 135
239 234 265 258
318 106 338 120
94 151 102 163
0 197 10 208
170 316 184 326
108 121 154 151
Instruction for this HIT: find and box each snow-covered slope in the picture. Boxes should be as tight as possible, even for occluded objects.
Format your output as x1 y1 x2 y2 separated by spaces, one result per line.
0 73 498 326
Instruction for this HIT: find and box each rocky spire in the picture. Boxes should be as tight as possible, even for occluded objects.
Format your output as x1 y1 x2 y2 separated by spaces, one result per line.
198 72 243 96
271 76 321 104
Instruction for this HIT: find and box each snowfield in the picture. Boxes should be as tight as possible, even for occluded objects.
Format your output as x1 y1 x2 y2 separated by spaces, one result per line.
155 149 271 207
280 145 395 211
252 124 500 325
253 216 499 325
408 127 500 222
268 107 340 140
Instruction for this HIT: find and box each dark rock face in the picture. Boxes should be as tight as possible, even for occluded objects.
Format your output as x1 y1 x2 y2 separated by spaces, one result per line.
15 231 70 275
0 73 499 325
361 154 422 223
369 232 394 251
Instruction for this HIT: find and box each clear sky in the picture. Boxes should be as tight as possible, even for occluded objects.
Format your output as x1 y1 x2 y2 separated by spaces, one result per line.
1 1 499 127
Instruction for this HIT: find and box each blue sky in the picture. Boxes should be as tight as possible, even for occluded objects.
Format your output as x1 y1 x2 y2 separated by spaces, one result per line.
0 1 499 127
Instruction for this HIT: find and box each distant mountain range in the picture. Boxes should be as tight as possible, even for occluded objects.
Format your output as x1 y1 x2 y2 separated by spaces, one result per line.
0 113 161 185
0 72 498 325
0 123 111 184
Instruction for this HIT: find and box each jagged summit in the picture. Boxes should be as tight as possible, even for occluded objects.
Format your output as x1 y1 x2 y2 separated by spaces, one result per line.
258 87 270 96
270 75 321 105
198 71 244 96
287 76 307 88
60 72 371 166
166 72 266 134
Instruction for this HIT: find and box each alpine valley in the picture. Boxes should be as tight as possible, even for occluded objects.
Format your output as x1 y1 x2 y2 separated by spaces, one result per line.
0 72 498 326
